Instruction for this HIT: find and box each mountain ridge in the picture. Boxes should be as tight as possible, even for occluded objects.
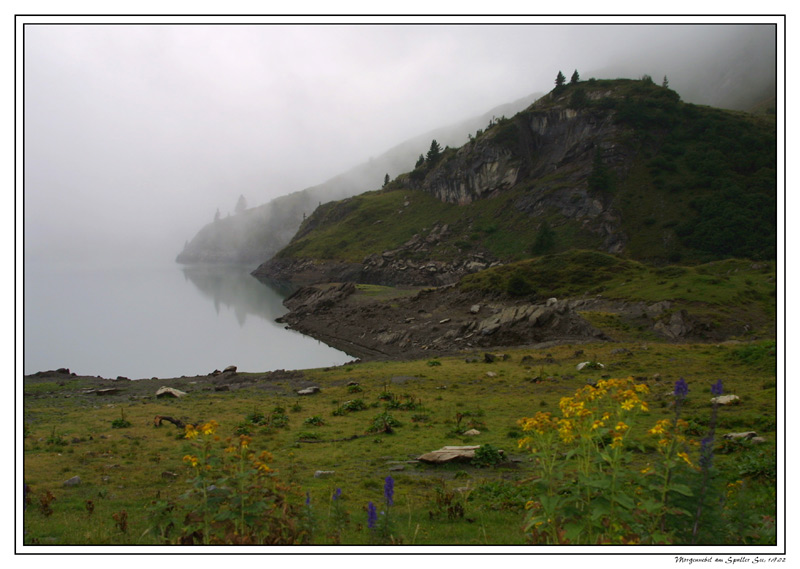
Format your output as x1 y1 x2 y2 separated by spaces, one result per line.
253 77 775 288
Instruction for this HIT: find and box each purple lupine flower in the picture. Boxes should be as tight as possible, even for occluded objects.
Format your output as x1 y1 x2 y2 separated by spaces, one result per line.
305 492 311 506
384 475 394 507
699 435 714 469
674 378 689 400
711 379 724 396
333 487 342 501
367 501 378 529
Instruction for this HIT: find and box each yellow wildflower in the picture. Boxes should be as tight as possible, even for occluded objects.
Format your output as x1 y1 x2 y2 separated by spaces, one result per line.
183 454 199 467
677 451 694 467
640 466 653 474
184 424 199 440
620 399 636 411
615 421 629 432
239 434 252 448
201 420 219 436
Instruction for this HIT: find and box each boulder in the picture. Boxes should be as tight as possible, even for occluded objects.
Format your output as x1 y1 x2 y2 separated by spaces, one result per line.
223 365 237 373
156 386 187 398
297 386 321 396
94 388 121 396
417 446 481 464
711 394 740 405
577 361 604 371
463 429 481 436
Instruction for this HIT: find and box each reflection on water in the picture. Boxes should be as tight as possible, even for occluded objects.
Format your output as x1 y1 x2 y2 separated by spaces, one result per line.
24 261 350 378
181 264 290 327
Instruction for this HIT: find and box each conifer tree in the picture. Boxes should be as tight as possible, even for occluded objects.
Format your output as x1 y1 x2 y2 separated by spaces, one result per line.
235 194 247 214
555 71 566 87
570 69 580 84
426 139 442 164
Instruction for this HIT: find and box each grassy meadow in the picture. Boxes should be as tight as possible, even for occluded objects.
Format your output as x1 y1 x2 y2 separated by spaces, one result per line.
23 340 778 546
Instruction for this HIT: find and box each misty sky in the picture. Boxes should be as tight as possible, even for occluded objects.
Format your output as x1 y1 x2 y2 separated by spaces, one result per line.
22 19 779 265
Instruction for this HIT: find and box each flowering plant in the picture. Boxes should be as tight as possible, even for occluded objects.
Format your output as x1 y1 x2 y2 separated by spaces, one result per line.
149 420 303 544
519 377 699 544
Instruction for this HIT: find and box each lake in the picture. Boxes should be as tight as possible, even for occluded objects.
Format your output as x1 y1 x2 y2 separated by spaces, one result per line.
23 261 352 379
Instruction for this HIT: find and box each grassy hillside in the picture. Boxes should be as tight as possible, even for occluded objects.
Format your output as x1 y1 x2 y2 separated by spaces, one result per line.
23 341 777 545
275 78 776 267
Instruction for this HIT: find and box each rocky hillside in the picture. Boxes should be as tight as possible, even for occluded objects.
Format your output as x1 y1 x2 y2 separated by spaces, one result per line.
253 78 775 288
175 93 542 265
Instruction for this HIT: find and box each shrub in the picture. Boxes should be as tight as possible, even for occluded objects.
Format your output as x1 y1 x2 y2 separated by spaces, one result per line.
471 444 504 468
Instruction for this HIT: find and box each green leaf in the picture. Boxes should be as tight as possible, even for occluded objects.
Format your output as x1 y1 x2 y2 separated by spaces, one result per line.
639 498 662 514
612 492 635 510
668 483 694 497
581 476 611 489
564 521 584 542
538 493 563 513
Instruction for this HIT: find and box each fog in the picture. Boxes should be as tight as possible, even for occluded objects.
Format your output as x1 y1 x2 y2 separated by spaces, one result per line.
22 20 777 266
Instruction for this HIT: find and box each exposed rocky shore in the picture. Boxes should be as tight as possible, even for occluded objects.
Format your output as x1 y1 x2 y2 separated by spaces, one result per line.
272 281 717 362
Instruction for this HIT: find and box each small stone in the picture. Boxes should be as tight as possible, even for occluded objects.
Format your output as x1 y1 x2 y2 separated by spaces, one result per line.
214 385 230 392
297 387 321 396
314 470 335 478
161 471 179 480
439 318 451 324
463 429 480 436
723 431 758 440
63 476 81 487
389 465 405 472
486 372 497 378
711 394 740 405
546 297 558 307
470 304 481 314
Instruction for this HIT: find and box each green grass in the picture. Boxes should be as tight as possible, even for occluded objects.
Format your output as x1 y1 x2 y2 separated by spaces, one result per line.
23 341 778 545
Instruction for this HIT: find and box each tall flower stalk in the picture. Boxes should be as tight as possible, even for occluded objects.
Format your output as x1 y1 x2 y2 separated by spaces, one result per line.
692 380 723 542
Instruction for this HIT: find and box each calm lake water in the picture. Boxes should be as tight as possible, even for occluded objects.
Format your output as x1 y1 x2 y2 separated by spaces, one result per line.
23 261 351 379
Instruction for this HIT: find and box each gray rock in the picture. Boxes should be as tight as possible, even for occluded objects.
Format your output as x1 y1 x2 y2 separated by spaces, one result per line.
156 386 187 398
577 361 604 371
63 476 81 487
314 470 335 478
723 431 758 440
223 365 237 373
470 304 481 314
711 394 740 405
297 386 321 396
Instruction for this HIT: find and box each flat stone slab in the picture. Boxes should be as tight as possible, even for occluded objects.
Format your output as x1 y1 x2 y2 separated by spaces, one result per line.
156 386 187 398
417 445 481 464
711 394 740 405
